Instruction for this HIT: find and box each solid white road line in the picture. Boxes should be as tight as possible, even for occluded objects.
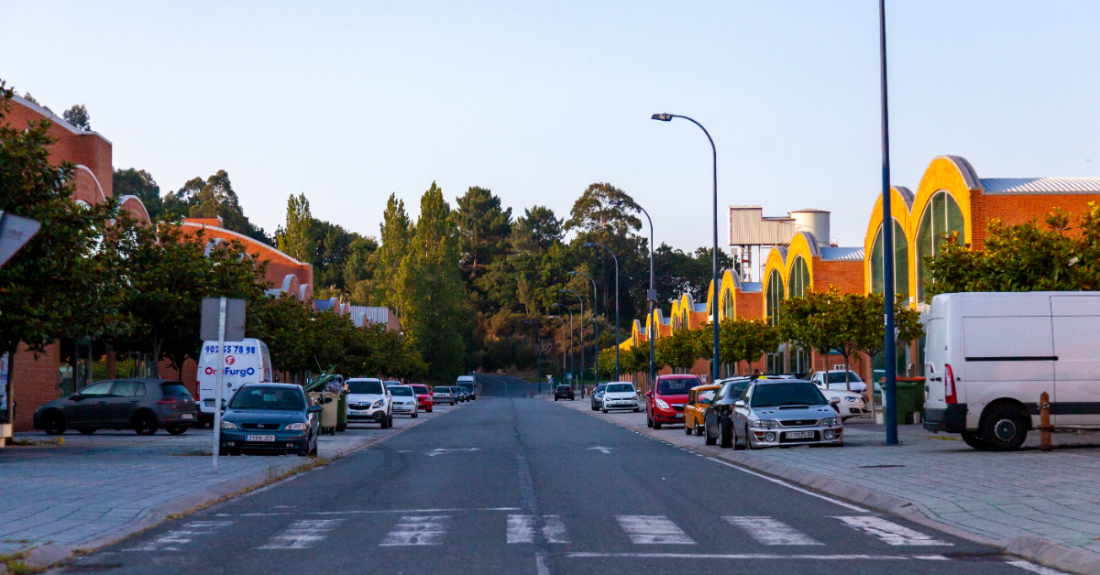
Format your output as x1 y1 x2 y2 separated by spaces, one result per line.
256 519 344 549
1006 560 1072 575
566 552 949 560
379 515 451 546
616 515 696 545
709 459 868 513
125 521 233 551
542 515 570 544
833 516 951 546
723 516 822 546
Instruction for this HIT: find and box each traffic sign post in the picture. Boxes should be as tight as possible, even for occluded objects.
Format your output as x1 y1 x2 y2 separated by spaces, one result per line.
201 297 246 472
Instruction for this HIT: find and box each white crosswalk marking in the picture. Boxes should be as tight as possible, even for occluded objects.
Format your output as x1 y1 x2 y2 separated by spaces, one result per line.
125 521 233 551
616 515 695 544
380 515 450 546
542 515 570 544
723 516 822 546
257 519 343 549
508 515 571 544
833 516 952 546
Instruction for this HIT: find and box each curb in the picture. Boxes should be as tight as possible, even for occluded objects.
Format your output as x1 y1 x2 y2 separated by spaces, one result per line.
555 397 1100 575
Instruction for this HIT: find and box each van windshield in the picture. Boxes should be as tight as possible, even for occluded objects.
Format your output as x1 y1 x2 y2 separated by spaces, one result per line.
347 380 384 395
606 384 634 393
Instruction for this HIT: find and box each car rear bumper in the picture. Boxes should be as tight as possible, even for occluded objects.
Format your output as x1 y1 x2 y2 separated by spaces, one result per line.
393 404 416 414
160 412 197 426
923 404 967 433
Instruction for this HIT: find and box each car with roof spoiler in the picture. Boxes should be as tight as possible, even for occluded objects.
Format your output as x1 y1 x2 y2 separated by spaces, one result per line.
729 379 843 449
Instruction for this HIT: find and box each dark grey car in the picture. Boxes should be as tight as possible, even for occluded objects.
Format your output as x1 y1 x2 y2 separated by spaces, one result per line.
33 379 197 436
590 383 607 411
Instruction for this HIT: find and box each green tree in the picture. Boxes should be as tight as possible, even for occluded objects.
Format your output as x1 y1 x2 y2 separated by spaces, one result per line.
779 288 885 390
113 168 164 220
655 244 735 306
455 186 512 283
276 193 316 264
708 317 781 376
376 193 413 316
161 171 272 244
852 293 923 380
62 104 90 130
655 329 698 373
513 205 563 254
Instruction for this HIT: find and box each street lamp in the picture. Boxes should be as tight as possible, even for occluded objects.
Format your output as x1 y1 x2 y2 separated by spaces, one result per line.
878 0 899 445
548 315 567 388
551 303 574 385
570 270 598 389
613 199 656 386
523 320 542 394
585 242 619 382
652 112 720 384
560 289 585 393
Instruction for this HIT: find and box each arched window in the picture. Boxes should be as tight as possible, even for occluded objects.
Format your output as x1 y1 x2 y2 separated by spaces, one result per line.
766 268 784 326
788 256 810 298
671 313 680 331
916 191 965 301
870 218 909 299
721 288 734 320
682 310 689 330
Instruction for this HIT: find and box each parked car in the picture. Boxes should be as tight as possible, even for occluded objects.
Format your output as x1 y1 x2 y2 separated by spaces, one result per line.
600 382 640 413
453 387 468 402
34 379 197 436
702 377 755 446
645 374 700 429
730 379 843 449
816 386 868 421
590 384 607 411
410 384 434 412
554 385 575 401
923 291 1100 451
810 370 871 393
457 375 478 400
387 385 419 418
218 383 321 457
683 383 721 436
432 386 456 405
345 378 393 428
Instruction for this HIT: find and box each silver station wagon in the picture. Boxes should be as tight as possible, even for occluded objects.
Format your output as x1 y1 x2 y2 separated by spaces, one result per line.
731 379 843 449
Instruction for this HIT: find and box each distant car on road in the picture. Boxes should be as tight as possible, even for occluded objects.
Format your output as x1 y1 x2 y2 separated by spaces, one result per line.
454 387 469 402
590 383 607 411
410 384 434 412
554 385 575 401
387 385 419 418
731 379 843 449
600 382 639 413
218 383 321 457
432 386 456 405
457 375 478 400
345 378 393 428
683 383 720 436
34 379 197 436
646 374 700 430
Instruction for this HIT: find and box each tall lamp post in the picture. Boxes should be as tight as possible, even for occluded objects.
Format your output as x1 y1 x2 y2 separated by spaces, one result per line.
570 270 598 388
523 320 542 394
560 289 585 393
585 242 619 382
652 113 720 384
879 0 899 445
615 199 657 386
549 315 567 387
551 303 574 385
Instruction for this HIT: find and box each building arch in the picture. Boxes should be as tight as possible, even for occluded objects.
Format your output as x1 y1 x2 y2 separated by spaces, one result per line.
765 267 784 325
915 190 966 301
862 186 915 297
117 195 151 226
789 255 810 298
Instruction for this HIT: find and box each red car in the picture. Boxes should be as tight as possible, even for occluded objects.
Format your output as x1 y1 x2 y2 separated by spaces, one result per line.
410 384 434 413
646 374 701 429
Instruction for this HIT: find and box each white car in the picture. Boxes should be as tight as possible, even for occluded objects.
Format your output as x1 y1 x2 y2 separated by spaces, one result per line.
346 378 393 428
432 386 456 405
601 382 641 413
809 370 876 393
387 385 419 418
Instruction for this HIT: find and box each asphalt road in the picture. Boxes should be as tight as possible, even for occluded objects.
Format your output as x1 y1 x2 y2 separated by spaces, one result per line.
62 375 1055 575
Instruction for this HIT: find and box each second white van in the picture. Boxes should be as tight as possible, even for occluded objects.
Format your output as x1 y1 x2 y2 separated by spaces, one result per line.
196 338 273 427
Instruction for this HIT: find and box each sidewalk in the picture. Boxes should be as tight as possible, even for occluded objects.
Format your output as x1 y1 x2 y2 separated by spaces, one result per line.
0 403 460 566
551 397 1100 575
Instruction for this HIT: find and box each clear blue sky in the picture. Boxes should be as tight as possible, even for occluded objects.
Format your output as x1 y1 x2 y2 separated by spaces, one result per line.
3 0 1098 249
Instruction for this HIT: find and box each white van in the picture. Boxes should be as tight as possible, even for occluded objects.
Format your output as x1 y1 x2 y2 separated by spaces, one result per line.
923 292 1100 451
196 338 273 426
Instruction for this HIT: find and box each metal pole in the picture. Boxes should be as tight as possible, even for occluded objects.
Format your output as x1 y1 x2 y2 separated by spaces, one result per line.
553 304 574 384
637 205 657 386
880 0 899 445
562 290 584 393
525 321 542 394
550 315 566 387
212 297 226 472
588 243 620 382
573 271 598 387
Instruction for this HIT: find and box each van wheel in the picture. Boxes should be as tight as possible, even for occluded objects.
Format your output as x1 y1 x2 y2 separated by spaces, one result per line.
980 405 1029 451
961 431 989 451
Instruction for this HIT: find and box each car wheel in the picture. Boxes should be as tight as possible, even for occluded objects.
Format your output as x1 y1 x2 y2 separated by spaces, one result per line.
412 410 418 419
745 425 758 450
78 427 96 435
684 422 693 436
427 408 433 413
980 405 1029 451
719 418 733 448
555 397 559 401
602 408 608 414
704 419 717 446
961 431 989 450
41 411 66 436
633 407 640 413
166 425 187 436
133 412 158 436
646 413 653 428
653 419 662 430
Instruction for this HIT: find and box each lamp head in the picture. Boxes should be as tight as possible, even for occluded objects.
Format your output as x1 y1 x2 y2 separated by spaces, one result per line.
567 271 576 275
651 113 673 122
583 242 595 247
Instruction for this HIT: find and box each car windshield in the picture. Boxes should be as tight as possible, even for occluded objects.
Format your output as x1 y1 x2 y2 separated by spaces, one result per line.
390 387 414 396
595 385 606 392
727 381 750 399
656 378 697 395
826 372 863 384
347 380 384 394
606 384 634 393
411 386 429 394
229 387 305 411
750 383 827 408
697 389 717 404
434 388 449 394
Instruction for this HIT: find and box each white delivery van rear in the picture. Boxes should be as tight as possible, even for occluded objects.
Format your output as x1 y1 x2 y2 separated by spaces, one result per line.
923 292 1100 451
196 338 273 426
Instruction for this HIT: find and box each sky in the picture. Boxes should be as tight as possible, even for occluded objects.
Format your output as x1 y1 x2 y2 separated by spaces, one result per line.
3 0 1098 252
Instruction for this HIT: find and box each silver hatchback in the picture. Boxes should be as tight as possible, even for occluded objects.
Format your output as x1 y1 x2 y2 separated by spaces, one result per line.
731 379 843 449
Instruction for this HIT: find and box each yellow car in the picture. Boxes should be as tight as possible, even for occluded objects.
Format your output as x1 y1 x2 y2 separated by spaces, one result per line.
684 384 721 436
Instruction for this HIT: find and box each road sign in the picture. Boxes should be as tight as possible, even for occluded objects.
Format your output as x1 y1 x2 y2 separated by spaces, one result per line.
0 211 41 268
201 298 246 342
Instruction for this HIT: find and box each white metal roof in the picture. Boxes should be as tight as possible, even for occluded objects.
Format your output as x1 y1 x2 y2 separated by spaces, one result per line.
741 282 763 293
981 177 1100 195
819 247 865 262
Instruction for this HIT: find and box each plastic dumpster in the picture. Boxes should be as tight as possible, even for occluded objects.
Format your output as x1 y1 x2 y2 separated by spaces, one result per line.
309 392 340 434
895 378 925 424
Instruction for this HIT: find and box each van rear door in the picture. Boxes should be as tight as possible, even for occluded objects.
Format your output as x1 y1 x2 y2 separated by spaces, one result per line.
1052 295 1100 426
924 317 947 410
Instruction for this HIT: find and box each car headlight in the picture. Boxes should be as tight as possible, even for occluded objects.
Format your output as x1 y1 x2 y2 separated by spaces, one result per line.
819 417 840 427
220 421 239 430
655 398 670 410
372 400 384 409
845 397 858 402
750 419 779 429
285 422 309 431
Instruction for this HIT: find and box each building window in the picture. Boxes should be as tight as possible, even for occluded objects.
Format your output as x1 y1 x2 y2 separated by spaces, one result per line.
870 218 909 299
916 191 965 301
766 268 784 326
721 288 734 320
789 256 809 299
682 310 688 330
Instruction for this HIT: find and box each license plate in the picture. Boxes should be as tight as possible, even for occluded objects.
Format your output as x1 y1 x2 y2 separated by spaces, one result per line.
247 435 275 442
785 431 815 439
674 413 684 418
204 399 214 406
181 413 194 420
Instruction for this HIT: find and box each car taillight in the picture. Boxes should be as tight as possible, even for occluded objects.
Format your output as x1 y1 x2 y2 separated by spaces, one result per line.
944 364 957 405
157 398 176 405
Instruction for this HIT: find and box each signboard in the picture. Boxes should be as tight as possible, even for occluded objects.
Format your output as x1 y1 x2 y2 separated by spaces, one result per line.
0 211 41 268
201 298 246 341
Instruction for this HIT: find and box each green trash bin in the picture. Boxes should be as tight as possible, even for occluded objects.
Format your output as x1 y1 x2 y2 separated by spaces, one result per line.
894 378 925 424
336 391 348 432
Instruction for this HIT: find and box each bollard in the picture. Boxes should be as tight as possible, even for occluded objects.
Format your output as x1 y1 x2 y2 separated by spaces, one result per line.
1039 391 1053 452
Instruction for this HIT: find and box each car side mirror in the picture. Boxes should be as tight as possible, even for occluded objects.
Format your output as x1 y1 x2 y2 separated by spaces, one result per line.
829 398 841 405
646 391 653 398
734 400 747 408
308 405 323 413
71 393 84 401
